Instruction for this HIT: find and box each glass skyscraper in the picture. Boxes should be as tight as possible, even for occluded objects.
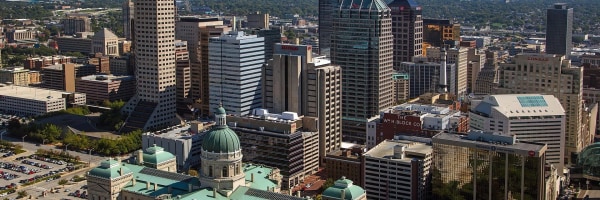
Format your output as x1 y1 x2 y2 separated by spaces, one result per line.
331 0 394 143
432 131 547 200
546 3 573 57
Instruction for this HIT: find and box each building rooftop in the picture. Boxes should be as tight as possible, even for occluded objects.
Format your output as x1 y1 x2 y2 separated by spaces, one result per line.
313 57 332 66
432 131 547 157
26 55 74 61
322 176 366 200
143 144 176 165
472 94 565 117
0 85 82 101
93 28 118 39
79 74 134 82
384 103 450 115
0 67 29 73
339 0 389 11
364 140 432 161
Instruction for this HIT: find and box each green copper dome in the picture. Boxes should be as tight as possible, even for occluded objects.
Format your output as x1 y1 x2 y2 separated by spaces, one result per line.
322 177 366 200
143 144 175 165
88 159 132 180
201 106 241 153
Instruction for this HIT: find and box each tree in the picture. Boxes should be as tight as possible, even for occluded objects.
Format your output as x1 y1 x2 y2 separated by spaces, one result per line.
188 169 199 177
58 179 68 185
16 191 27 199
63 52 86 58
321 178 334 191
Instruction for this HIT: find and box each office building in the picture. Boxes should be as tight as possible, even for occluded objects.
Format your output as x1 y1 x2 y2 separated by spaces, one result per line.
467 48 485 92
40 63 76 92
56 35 92 55
0 85 86 116
5 29 36 43
473 51 500 94
0 67 31 86
331 0 394 144
432 131 548 200
422 19 460 50
400 61 456 98
388 0 423 65
322 177 367 200
175 40 192 115
546 3 573 56
263 44 343 163
76 74 135 105
424 47 469 98
227 109 320 189
61 16 91 35
87 54 111 74
392 72 409 103
367 102 468 148
497 53 586 164
246 12 269 29
324 143 365 187
141 121 212 171
208 31 264 116
175 17 231 117
123 0 134 40
91 28 120 56
109 55 133 76
255 28 282 61
318 0 337 55
121 0 178 132
364 139 432 200
469 94 566 170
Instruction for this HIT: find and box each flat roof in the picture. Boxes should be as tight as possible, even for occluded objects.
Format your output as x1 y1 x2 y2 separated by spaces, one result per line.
364 140 432 161
142 121 214 140
0 85 81 101
433 132 547 157
79 74 134 82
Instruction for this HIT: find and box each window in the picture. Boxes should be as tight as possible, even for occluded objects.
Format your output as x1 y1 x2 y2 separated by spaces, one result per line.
223 166 228 177
209 166 213 177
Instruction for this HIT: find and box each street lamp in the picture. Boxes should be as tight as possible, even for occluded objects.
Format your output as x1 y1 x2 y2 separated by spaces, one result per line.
21 135 27 148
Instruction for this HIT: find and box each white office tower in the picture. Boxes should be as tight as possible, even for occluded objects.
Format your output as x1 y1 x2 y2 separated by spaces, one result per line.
121 0 178 132
208 31 265 116
469 94 566 171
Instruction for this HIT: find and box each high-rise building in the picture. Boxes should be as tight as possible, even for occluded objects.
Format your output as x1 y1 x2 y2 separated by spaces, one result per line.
469 94 566 171
331 0 394 144
432 131 548 200
425 47 469 98
473 50 499 94
91 28 120 56
246 12 269 29
363 139 432 200
263 44 343 163
227 109 320 189
388 0 423 66
175 17 231 117
0 67 31 86
175 40 192 115
208 31 264 116
422 19 460 51
324 143 365 187
61 16 91 35
467 48 485 93
255 28 282 61
122 0 134 40
392 72 409 103
318 0 338 55
546 3 573 57
76 74 135 105
400 61 456 98
497 53 586 164
121 0 178 132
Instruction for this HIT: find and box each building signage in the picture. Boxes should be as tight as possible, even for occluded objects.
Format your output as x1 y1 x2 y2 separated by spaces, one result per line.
527 57 549 62
280 45 299 51
274 44 308 56
475 144 516 154
382 114 421 128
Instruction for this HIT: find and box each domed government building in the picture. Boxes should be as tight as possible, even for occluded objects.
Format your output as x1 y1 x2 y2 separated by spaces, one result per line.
86 105 334 200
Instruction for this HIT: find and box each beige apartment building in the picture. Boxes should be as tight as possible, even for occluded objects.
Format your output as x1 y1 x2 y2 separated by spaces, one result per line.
0 67 31 86
497 53 588 164
175 17 231 117
5 29 36 43
40 63 76 92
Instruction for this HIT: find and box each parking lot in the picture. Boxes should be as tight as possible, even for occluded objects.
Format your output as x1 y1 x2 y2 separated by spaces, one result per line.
0 150 82 196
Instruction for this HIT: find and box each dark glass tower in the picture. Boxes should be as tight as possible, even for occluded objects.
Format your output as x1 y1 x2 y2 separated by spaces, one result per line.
331 0 394 143
546 3 573 57
318 0 338 55
388 0 423 67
